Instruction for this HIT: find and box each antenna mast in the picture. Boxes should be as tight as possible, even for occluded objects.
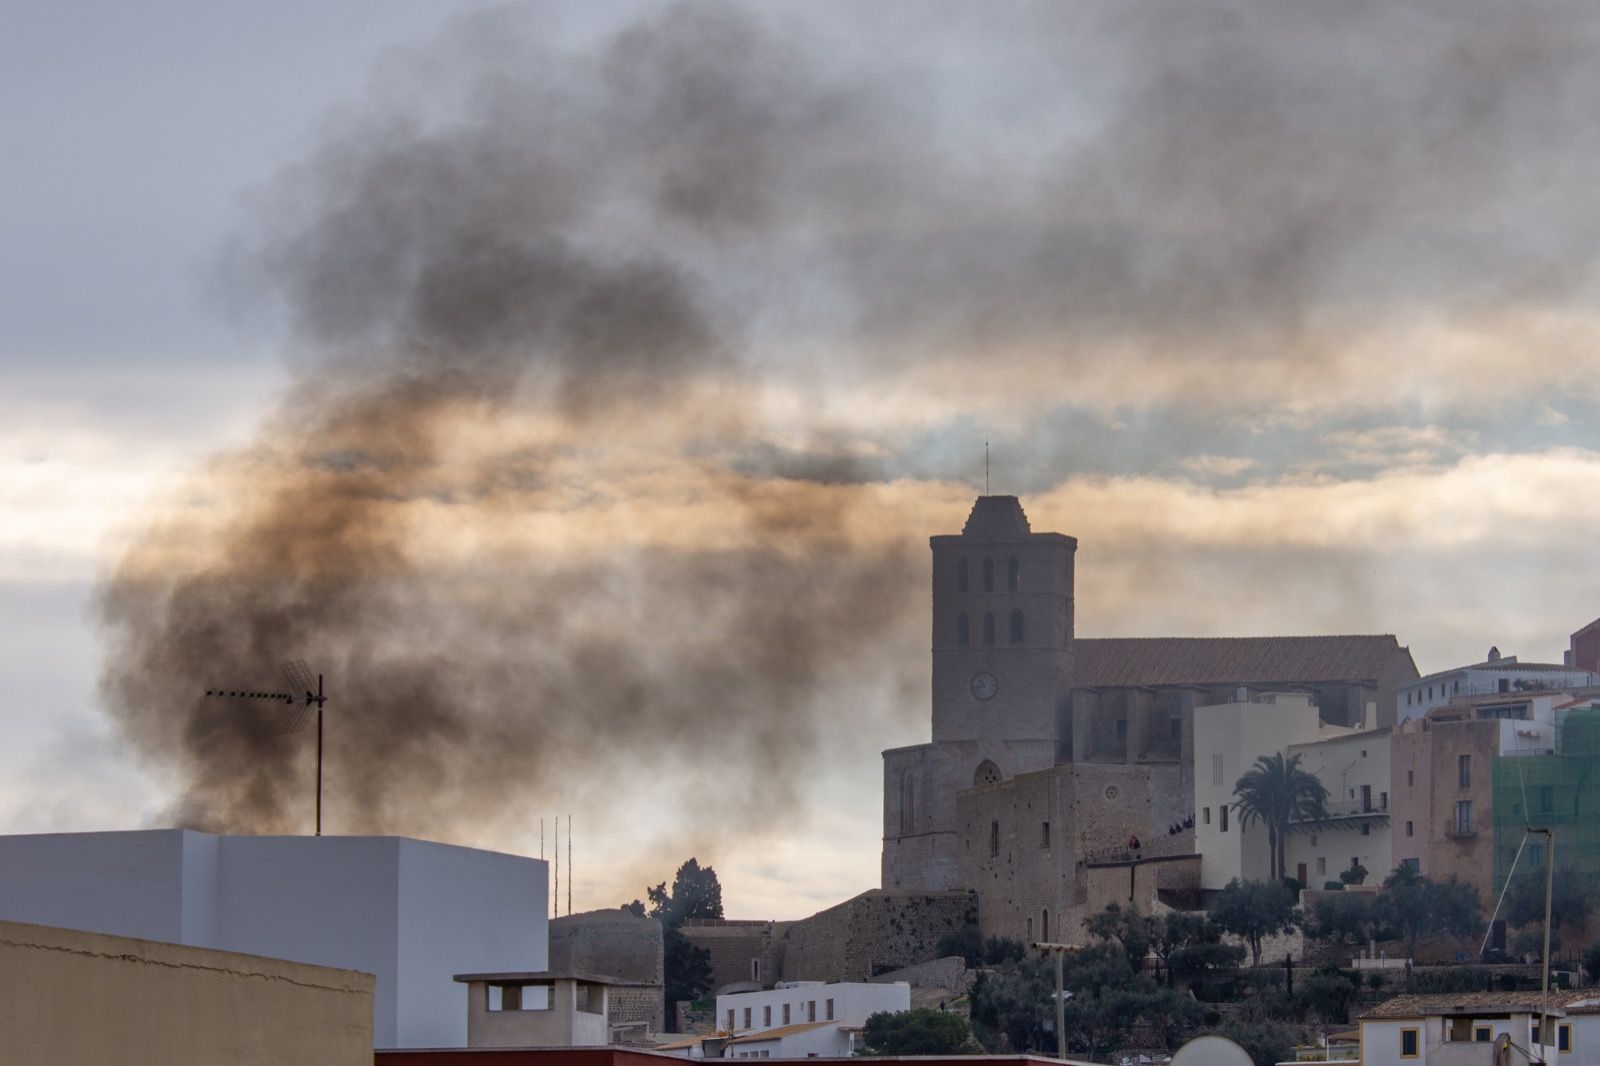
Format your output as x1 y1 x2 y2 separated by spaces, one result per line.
554 816 560 918
985 440 990 495
567 814 572 916
205 660 329 835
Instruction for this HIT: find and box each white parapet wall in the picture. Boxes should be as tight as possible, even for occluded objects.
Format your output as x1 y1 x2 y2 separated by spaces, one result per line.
0 829 547 1048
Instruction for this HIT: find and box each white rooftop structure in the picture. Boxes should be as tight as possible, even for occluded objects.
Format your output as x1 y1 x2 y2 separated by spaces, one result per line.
0 829 547 1048
1397 649 1597 723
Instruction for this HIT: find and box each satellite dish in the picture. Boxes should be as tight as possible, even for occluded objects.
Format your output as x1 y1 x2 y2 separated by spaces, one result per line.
1171 1035 1253 1066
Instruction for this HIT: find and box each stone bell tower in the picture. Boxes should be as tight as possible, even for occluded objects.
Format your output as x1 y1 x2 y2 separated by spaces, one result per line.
882 496 1077 890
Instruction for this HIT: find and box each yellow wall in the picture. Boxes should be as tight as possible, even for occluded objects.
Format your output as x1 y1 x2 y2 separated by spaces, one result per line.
0 920 373 1066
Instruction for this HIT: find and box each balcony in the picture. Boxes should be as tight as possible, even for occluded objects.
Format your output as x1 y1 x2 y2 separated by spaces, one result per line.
1445 820 1477 838
1290 798 1389 825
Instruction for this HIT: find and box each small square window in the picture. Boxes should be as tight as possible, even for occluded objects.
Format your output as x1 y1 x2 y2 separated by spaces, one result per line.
1406 821 1414 837
1559 1024 1571 1053
1475 1027 1491 1043
782 1004 791 1025
1203 807 1211 825
763 1006 772 1027
1401 1028 1420 1058
826 999 835 1021
1115 719 1128 740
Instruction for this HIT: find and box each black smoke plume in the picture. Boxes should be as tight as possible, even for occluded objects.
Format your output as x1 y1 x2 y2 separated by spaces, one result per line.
98 2 925 855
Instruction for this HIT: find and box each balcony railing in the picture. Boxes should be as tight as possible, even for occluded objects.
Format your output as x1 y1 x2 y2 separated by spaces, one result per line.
1444 820 1476 838
1290 798 1389 823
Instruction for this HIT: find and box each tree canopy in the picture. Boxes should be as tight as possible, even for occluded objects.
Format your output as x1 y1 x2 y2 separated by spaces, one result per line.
624 858 724 1024
862 1008 977 1055
1232 752 1329 883
969 944 1203 1057
1501 868 1594 936
1372 864 1481 962
1209 879 1299 966
1082 903 1155 970
1309 891 1377 946
640 858 724 927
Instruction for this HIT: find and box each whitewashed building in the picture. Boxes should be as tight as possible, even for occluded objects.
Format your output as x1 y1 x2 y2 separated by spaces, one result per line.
0 829 547 1048
1284 728 1392 888
1397 650 1596 723
1192 694 1353 890
1358 992 1585 1066
660 981 911 1058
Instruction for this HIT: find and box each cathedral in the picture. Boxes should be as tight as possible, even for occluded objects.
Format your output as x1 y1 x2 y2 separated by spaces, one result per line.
881 495 1417 939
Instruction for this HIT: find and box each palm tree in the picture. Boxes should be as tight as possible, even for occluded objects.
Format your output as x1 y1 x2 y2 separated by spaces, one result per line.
1232 752 1328 883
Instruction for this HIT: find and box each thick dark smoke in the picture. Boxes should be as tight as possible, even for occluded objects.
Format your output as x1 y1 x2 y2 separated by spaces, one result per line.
98 2 925 851
98 0 1600 872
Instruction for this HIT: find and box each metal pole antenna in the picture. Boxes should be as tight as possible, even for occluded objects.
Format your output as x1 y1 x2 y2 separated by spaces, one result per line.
1054 947 1065 1061
315 674 324 836
205 660 327 837
1539 827 1555 1063
985 441 990 495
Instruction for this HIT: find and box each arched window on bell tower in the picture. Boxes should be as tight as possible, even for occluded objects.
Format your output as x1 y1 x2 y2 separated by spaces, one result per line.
1007 556 1020 591
1009 609 1025 644
982 612 995 645
957 613 970 646
975 760 1001 786
982 557 995 592
956 557 969 592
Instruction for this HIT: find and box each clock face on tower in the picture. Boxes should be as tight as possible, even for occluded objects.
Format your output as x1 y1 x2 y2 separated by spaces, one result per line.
970 671 999 700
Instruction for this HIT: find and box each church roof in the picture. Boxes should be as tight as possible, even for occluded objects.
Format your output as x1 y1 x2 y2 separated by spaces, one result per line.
962 495 1031 538
1071 634 1406 689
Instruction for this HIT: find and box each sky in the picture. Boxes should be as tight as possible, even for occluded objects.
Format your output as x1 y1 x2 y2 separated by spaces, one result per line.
5 1 1600 920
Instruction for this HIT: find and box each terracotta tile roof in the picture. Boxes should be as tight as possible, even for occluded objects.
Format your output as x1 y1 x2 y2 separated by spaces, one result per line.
729 1021 835 1043
1361 992 1567 1019
1071 635 1407 689
1564 995 1600 1015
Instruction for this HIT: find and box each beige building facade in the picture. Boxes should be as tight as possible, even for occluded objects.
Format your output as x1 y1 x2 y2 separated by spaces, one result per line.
0 920 373 1066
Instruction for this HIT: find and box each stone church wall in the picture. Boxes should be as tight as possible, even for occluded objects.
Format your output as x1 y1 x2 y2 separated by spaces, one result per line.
780 889 976 982
958 762 1195 943
548 909 665 1033
678 920 787 994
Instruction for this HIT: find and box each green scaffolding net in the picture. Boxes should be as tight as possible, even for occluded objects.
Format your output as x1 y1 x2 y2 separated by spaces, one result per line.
1492 707 1600 892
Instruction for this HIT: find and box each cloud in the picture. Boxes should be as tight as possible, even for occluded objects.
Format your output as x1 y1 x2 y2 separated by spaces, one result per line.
1178 454 1258 479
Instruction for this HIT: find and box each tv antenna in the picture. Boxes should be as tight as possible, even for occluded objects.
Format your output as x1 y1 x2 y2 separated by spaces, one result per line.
205 660 329 835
